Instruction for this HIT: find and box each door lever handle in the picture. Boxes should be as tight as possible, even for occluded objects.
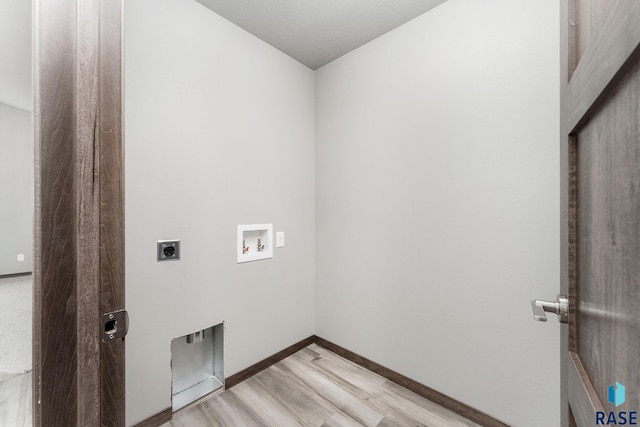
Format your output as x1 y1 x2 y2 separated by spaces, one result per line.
531 294 568 324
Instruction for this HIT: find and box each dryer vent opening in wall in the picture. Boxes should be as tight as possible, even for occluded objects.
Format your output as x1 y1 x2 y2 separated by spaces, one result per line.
171 323 224 411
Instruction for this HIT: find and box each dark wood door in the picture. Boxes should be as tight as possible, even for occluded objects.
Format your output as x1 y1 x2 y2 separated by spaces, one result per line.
560 1 640 426
33 0 125 425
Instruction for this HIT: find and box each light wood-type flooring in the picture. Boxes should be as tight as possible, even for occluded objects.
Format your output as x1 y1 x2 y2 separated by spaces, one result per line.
0 344 480 426
0 371 32 427
164 344 480 427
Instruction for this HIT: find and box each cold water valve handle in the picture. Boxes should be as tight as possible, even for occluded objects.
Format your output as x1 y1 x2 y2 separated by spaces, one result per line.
531 294 568 324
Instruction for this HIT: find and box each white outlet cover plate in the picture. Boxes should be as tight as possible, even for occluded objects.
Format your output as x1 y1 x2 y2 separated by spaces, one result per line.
276 232 285 248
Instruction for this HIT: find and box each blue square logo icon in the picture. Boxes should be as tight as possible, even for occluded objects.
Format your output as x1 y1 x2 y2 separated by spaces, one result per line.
608 382 626 407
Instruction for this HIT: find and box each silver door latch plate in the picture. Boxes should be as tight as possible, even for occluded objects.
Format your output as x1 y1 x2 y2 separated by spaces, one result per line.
102 309 129 342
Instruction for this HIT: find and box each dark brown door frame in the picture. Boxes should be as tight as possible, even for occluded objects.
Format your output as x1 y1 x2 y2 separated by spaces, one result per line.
33 0 125 425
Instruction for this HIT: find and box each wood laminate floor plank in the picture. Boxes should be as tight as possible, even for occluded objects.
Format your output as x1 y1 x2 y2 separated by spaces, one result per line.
321 411 369 427
253 365 336 425
231 375 307 426
166 344 480 427
305 346 472 427
192 390 263 427
278 353 385 426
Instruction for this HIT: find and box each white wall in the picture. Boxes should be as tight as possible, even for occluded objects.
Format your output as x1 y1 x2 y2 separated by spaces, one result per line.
124 0 316 424
315 1 560 426
0 0 31 111
0 103 32 275
0 0 32 275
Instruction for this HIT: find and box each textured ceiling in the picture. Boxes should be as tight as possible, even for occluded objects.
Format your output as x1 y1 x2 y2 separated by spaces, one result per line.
0 0 448 110
195 0 448 70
